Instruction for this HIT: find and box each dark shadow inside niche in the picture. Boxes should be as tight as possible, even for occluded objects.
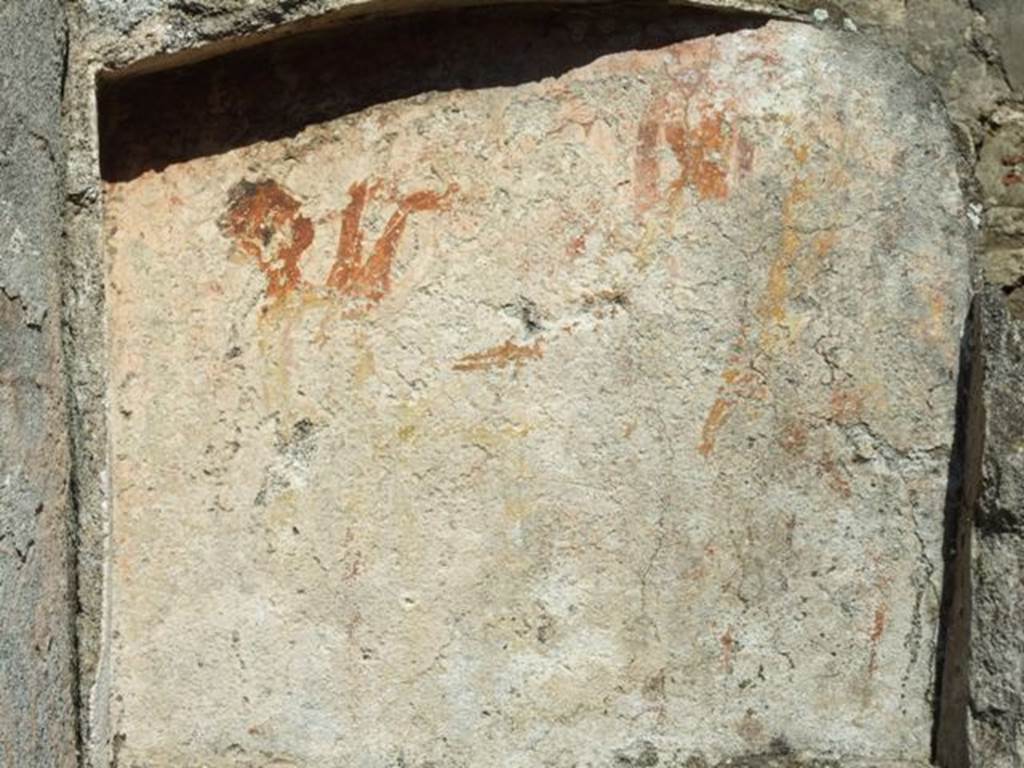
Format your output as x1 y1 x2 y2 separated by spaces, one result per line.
98 2 767 182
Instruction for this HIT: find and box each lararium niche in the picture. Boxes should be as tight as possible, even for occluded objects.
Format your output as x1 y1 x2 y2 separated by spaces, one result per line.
97 4 970 766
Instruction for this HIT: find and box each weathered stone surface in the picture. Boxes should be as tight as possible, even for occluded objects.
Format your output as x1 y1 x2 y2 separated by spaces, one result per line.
970 289 1024 767
903 0 1012 146
68 5 1019 767
989 205 1024 246
100 15 969 766
981 246 1024 289
0 1 78 766
972 0 1024 93
979 121 1024 209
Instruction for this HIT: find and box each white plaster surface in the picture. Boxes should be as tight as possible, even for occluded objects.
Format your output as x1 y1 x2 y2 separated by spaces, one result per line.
103 21 970 767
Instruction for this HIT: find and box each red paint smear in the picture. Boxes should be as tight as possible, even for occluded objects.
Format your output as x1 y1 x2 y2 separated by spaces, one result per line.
566 233 587 260
869 604 887 644
453 338 544 372
665 110 731 201
328 180 458 306
867 602 887 676
222 180 314 301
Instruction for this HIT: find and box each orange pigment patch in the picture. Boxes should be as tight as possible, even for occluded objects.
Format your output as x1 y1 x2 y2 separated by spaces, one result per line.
698 179 813 458
830 388 864 425
813 230 838 258
698 327 770 458
867 603 888 676
760 180 809 325
634 91 750 215
787 138 810 166
665 109 731 201
719 368 766 399
453 338 544 373
566 233 587 260
221 180 314 302
327 180 458 308
870 604 887 644
697 130 852 462
916 287 948 346
698 397 734 457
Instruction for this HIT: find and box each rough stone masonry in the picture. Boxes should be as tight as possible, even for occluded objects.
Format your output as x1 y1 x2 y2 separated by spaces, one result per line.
1 0 1022 767
0 2 78 767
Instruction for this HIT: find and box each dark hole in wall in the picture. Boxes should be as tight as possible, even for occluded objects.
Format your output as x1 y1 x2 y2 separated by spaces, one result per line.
97 2 766 182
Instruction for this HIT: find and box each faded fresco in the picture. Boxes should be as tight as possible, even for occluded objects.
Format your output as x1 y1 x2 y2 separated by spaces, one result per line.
103 20 969 767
